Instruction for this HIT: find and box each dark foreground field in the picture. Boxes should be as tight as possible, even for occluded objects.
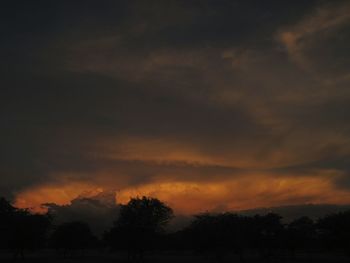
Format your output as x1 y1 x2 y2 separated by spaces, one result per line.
1 251 350 263
3 198 350 263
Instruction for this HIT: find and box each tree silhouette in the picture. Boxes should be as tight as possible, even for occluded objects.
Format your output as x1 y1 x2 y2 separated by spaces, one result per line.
4 195 350 261
50 221 98 258
0 197 16 249
318 211 350 256
286 216 315 259
0 198 51 260
185 213 252 262
105 196 173 260
250 213 284 260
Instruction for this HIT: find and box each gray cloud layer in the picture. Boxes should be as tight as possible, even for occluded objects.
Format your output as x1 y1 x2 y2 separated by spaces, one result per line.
1 0 350 210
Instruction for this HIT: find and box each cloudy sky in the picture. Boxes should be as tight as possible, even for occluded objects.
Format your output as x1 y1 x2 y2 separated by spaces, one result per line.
2 0 350 214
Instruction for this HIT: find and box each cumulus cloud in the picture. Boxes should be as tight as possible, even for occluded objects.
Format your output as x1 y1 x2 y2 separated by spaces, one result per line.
43 190 119 236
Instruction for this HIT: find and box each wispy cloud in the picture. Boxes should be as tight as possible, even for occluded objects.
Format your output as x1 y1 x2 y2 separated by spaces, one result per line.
278 1 350 83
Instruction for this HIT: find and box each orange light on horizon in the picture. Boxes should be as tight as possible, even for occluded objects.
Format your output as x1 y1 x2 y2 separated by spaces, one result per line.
13 170 350 215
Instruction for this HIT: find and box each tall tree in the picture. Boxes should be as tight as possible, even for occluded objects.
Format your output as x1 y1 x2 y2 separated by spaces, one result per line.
105 196 173 260
0 197 52 259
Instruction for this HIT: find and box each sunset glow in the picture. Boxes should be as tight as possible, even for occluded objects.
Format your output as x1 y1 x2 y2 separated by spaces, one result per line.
2 0 350 216
15 170 350 215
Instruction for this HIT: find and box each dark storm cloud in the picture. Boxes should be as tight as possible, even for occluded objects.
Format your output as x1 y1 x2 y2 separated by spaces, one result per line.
111 0 318 50
1 0 350 210
1 70 254 193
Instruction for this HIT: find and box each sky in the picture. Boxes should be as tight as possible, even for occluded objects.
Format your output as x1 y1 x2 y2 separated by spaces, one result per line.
1 0 350 215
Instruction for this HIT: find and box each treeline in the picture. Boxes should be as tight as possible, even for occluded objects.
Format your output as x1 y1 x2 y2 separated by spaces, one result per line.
1 196 350 261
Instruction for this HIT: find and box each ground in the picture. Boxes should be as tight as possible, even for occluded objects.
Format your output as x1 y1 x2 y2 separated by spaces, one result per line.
0 251 349 263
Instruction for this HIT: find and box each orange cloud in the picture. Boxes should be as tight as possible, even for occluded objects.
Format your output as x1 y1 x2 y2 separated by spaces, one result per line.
14 170 350 215
117 171 350 214
14 181 105 213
